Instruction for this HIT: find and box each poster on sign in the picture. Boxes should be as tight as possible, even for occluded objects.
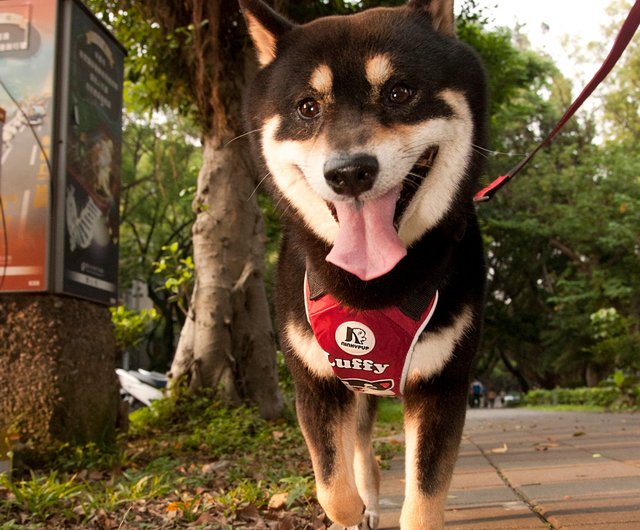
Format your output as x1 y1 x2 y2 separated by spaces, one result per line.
0 0 57 292
0 0 124 304
53 0 124 305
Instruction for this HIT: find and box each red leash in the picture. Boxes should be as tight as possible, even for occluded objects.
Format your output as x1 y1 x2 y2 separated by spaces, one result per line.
474 0 640 203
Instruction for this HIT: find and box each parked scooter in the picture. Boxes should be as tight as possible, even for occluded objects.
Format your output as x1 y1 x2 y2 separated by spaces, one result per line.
116 368 167 410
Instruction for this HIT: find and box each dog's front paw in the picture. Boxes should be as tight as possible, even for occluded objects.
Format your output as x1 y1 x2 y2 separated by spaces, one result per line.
361 509 380 529
329 509 379 530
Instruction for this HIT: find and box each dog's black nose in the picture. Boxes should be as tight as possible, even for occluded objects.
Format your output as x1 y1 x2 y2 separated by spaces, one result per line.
324 154 379 197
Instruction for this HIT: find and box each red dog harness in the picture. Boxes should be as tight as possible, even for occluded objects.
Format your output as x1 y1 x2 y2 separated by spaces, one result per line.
304 273 438 397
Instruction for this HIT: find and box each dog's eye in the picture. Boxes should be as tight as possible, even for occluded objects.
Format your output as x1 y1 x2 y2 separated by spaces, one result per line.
297 98 322 119
388 84 414 104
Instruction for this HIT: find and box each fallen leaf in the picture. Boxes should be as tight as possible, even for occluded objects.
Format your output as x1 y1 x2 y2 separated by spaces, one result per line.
491 443 508 454
534 442 558 451
312 514 327 530
238 503 261 521
278 514 295 530
268 492 289 510
89 470 104 481
167 509 182 520
190 512 218 526
202 460 230 475
166 501 182 513
252 518 269 529
311 510 327 529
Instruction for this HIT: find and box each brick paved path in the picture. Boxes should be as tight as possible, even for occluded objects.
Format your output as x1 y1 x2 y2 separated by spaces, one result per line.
377 408 640 529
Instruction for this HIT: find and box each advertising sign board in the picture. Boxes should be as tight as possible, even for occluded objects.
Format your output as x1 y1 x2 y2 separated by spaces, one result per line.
53 0 124 304
0 0 123 304
0 0 57 292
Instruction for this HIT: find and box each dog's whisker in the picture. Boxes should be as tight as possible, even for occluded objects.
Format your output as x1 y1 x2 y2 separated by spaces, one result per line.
278 200 293 219
471 143 525 157
406 172 426 184
410 160 436 168
400 140 437 151
225 128 264 147
471 147 492 160
398 147 429 158
248 170 272 201
274 194 288 213
397 150 430 161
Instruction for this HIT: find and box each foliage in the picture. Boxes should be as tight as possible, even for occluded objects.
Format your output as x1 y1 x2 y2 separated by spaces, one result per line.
0 472 84 522
373 439 404 470
480 128 640 387
457 15 557 144
609 369 640 407
117 115 199 290
53 443 120 474
470 0 640 391
524 387 621 409
115 115 199 367
0 383 406 528
377 398 404 425
0 394 326 529
600 0 640 142
153 242 195 317
523 371 640 410
85 0 201 120
110 306 159 353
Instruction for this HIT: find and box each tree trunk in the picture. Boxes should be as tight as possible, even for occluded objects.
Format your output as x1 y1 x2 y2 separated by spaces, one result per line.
169 134 283 420
170 285 197 385
125 0 284 419
585 363 602 387
499 349 531 393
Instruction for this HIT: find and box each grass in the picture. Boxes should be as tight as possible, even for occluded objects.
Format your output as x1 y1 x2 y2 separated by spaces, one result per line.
375 398 404 441
0 391 406 529
0 391 319 529
377 398 404 425
524 404 606 413
1 472 85 521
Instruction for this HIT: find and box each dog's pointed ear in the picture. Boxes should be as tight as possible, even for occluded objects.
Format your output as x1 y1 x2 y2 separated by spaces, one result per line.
407 0 455 36
239 0 294 67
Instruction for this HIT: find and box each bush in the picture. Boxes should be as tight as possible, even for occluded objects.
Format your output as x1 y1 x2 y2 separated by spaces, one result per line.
523 375 639 410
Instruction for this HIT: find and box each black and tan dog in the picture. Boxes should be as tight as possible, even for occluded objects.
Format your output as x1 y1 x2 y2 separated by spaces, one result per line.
239 1 487 528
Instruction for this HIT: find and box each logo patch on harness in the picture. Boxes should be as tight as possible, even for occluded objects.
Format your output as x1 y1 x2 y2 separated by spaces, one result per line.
335 321 375 355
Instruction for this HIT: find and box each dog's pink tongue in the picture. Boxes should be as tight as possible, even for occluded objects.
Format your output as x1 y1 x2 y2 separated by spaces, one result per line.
326 188 406 281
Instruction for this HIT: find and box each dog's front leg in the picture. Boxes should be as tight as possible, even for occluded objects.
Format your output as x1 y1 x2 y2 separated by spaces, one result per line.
353 393 381 529
296 376 366 527
399 377 468 530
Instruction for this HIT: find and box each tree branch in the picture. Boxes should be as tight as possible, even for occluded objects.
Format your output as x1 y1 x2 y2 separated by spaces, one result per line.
549 237 592 275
